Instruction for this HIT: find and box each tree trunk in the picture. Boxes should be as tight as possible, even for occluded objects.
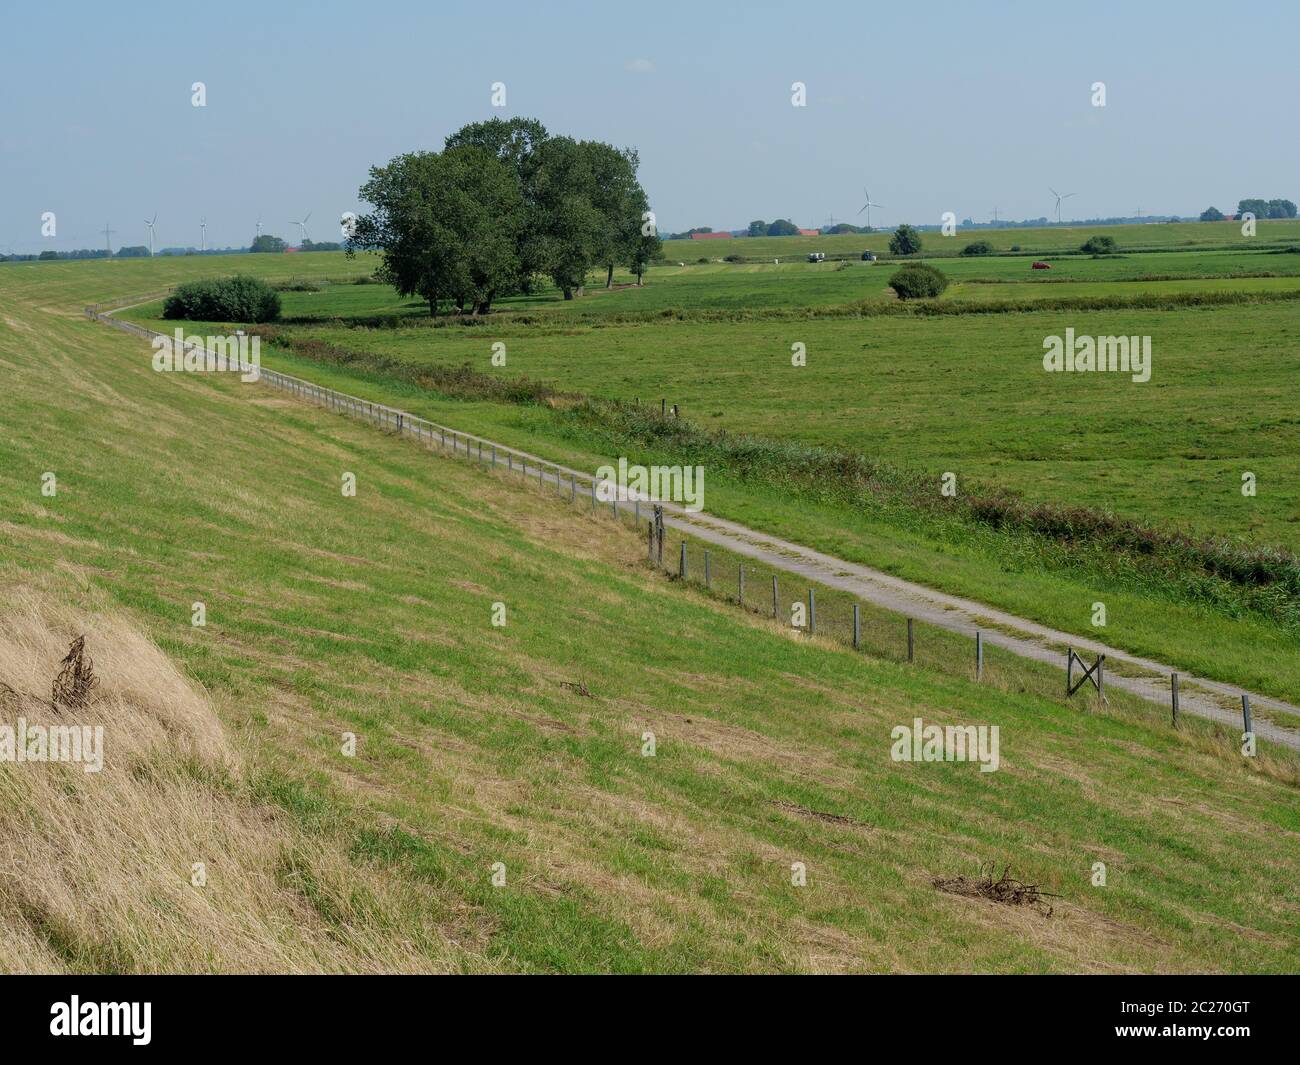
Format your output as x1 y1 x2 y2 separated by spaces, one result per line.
636 269 643 287
562 287 574 300
428 297 437 317
606 264 614 288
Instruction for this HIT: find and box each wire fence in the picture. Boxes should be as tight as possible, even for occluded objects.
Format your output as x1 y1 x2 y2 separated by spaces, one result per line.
84 298 1275 752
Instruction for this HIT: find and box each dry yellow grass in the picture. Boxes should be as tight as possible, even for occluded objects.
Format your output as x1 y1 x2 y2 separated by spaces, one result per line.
0 591 481 974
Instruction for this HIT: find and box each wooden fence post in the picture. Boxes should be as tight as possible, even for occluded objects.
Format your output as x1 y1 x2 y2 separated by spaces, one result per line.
1241 693 1252 737
1066 648 1074 695
648 521 655 562
772 576 778 618
679 542 687 579
907 618 914 662
808 588 815 635
976 631 983 680
704 551 711 589
1171 673 1180 729
853 603 860 650
739 564 745 607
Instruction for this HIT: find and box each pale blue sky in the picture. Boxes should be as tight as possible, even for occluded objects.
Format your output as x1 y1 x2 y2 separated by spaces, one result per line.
2 0 1296 252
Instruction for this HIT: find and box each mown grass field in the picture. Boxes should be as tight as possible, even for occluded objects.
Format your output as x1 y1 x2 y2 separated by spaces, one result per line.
99 230 1300 706
663 219 1300 261
3 256 1300 973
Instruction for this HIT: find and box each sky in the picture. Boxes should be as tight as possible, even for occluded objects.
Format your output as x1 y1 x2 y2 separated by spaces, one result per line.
2 0 1296 253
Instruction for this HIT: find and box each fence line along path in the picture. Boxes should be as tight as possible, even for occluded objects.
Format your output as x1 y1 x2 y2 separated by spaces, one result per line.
87 299 1300 753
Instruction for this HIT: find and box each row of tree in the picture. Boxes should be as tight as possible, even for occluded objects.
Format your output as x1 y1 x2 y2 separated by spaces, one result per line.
250 235 343 253
348 118 660 315
1200 198 1297 221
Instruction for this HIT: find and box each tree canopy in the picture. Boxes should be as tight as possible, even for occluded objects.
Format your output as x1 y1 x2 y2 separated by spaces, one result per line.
889 224 922 256
350 117 656 312
250 234 288 253
1237 197 1297 219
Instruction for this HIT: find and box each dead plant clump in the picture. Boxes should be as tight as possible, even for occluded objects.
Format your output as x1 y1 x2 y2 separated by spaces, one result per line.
51 634 98 709
932 862 1060 917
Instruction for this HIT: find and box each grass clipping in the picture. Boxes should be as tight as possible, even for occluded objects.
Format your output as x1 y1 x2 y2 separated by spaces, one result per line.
932 862 1059 917
0 593 458 973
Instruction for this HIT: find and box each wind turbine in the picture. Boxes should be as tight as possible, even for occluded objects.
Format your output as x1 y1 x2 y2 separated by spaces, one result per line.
856 186 884 231
144 213 157 257
199 216 208 253
1049 187 1076 225
292 212 311 245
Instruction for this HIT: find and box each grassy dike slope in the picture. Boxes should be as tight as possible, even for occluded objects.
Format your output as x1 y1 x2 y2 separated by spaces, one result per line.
2 258 1299 972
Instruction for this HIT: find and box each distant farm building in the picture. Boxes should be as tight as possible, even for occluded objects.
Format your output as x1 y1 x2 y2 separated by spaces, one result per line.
798 228 820 236
690 232 732 240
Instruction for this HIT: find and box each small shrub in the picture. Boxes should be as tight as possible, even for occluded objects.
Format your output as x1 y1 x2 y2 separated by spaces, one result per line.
723 254 743 263
1080 235 1118 255
889 262 949 300
961 240 994 257
163 276 281 322
1010 244 1021 252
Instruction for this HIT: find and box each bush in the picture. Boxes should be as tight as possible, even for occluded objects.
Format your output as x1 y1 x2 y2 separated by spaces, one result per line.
1010 244 1021 252
889 224 923 256
163 276 281 322
1080 235 1118 255
889 262 948 300
961 240 993 256
271 279 323 292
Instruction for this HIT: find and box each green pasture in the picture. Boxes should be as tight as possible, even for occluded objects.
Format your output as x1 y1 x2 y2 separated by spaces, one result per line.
3 259 1300 972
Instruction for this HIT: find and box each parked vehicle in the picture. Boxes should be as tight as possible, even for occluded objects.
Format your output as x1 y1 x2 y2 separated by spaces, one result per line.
807 252 826 263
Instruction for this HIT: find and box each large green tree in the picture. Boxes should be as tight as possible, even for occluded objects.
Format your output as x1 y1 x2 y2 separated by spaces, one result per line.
889 224 923 256
350 145 522 315
355 117 656 309
583 141 647 288
445 117 550 291
532 136 603 299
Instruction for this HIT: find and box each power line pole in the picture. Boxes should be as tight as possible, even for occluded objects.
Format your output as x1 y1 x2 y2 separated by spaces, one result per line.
102 222 115 258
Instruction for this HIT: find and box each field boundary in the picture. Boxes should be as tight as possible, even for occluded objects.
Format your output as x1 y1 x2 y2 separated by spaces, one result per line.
86 296 1300 753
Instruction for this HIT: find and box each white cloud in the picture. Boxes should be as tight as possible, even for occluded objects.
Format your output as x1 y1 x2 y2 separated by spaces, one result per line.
625 58 655 74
